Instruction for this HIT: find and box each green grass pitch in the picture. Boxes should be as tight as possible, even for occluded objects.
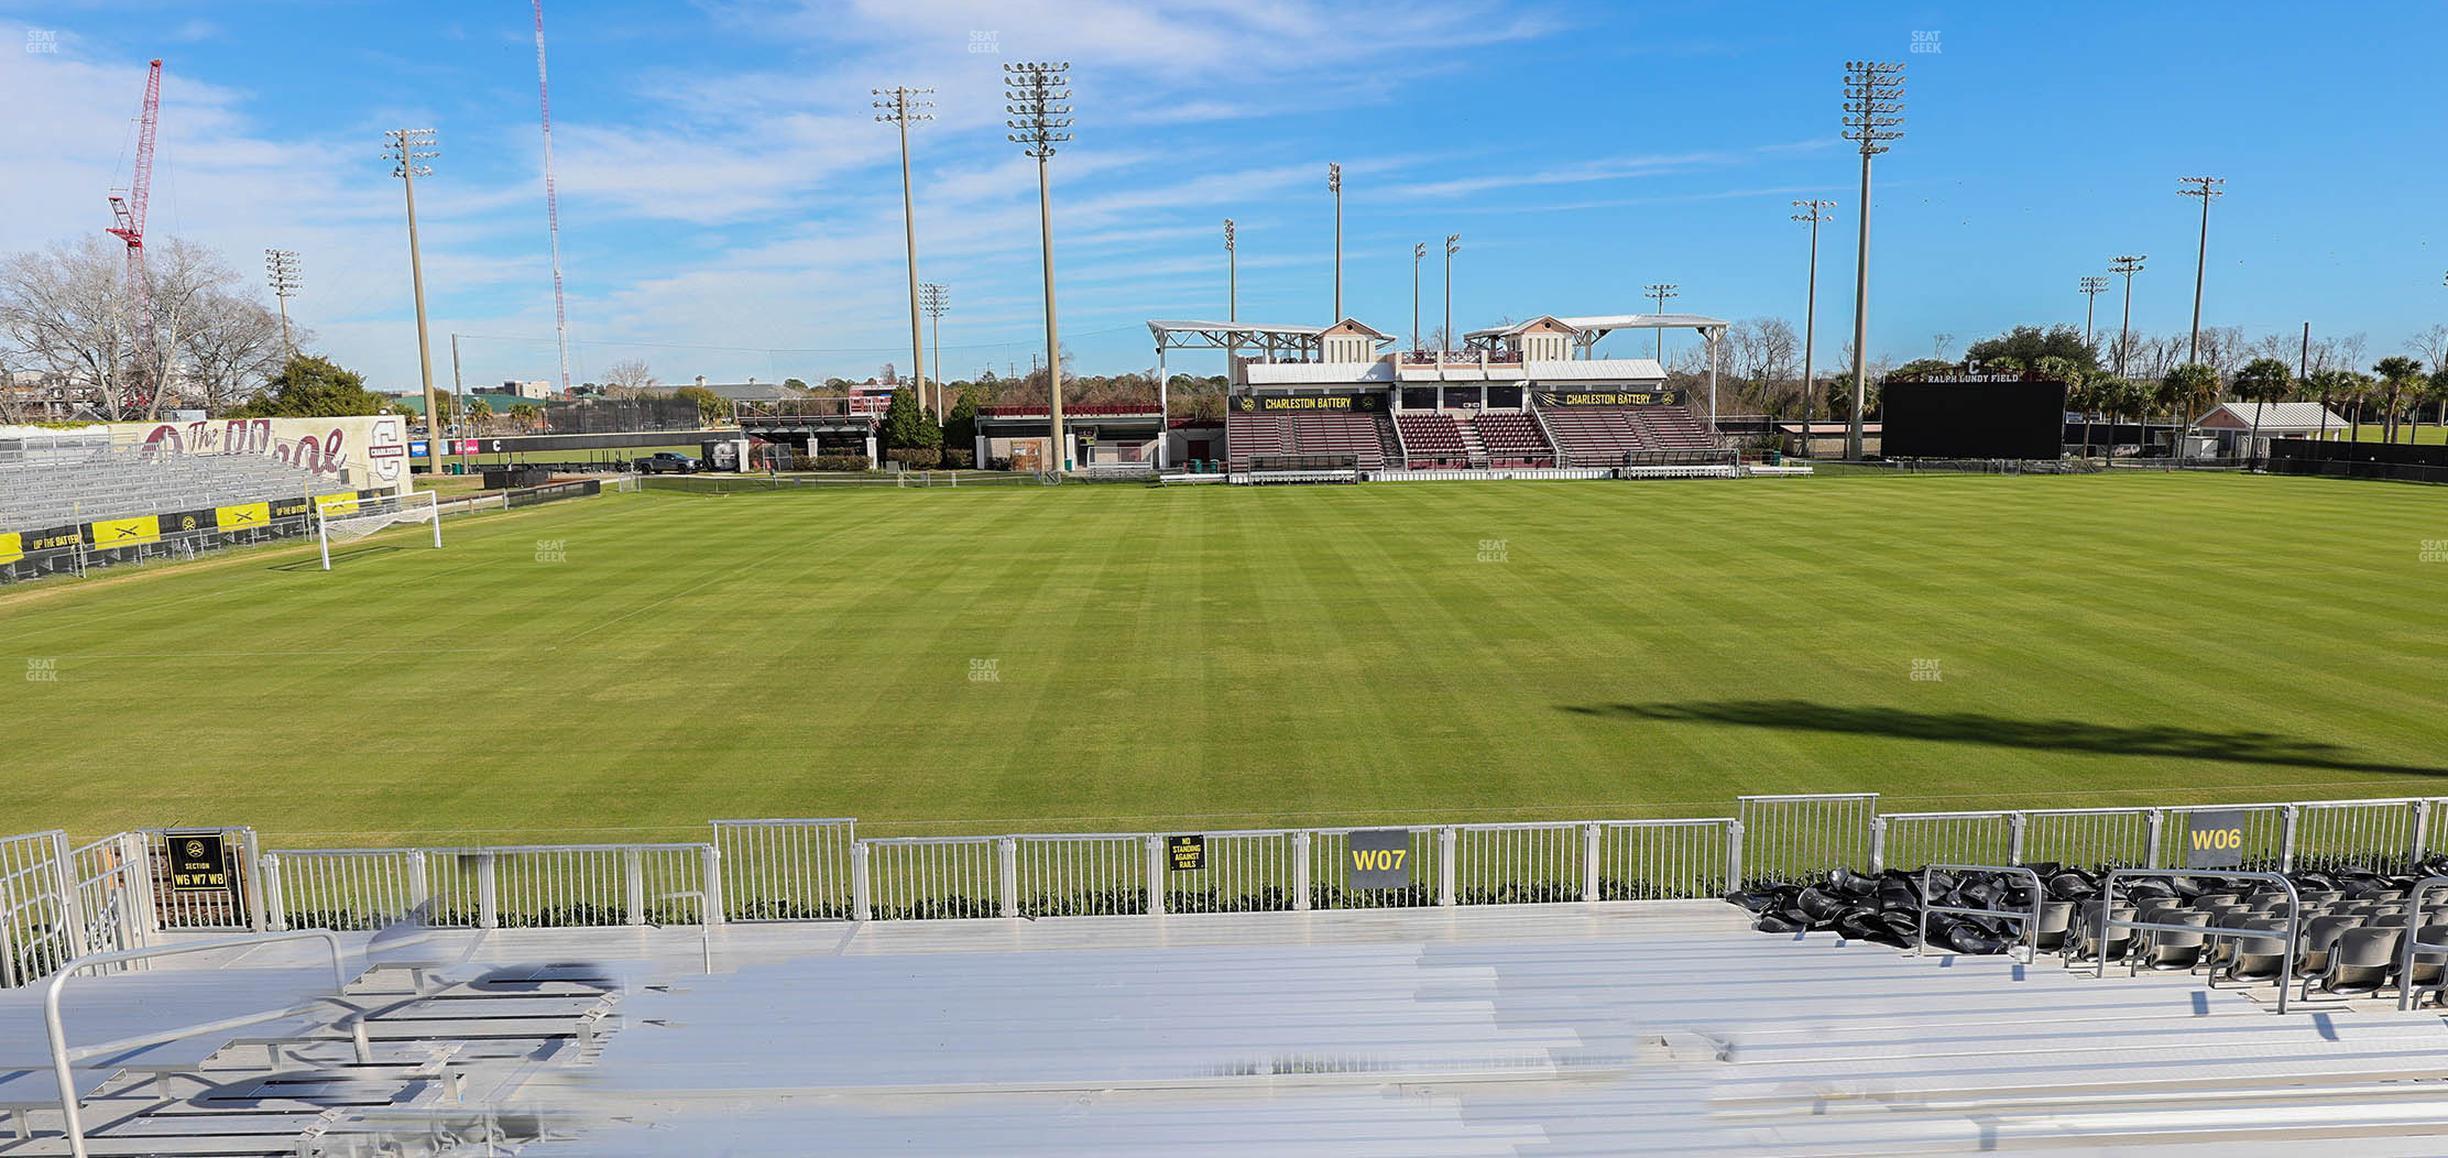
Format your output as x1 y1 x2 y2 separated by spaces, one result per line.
4 472 2442 846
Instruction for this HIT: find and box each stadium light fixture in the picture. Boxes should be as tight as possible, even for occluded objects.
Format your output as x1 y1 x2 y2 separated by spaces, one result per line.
1328 163 1343 320
2178 176 2224 366
876 86 936 416
1007 61 1074 472
1791 201 1837 456
263 248 301 357
1442 234 1461 356
2079 275 2111 348
919 282 948 401
2110 254 2147 376
1841 60 1903 460
1643 282 1679 361
384 127 444 474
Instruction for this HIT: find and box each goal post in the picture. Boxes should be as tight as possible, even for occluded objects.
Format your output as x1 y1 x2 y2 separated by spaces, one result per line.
314 490 442 571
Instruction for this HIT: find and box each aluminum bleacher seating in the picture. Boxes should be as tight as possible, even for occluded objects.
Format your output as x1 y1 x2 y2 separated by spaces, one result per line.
0 444 343 532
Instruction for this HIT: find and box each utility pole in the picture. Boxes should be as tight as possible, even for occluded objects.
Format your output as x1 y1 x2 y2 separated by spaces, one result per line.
385 128 444 475
875 86 936 417
449 332 465 454
1841 60 1904 460
1791 201 1835 456
1643 283 1679 361
264 248 301 358
1441 234 1461 356
1412 242 1426 351
1006 62 1073 472
2178 176 2223 366
1222 219 1237 322
920 283 947 403
1327 163 1343 320
2110 254 2147 376
2079 275 2110 347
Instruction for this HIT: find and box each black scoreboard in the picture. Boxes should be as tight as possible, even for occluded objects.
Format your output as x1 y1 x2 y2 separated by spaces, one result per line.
1880 378 2068 460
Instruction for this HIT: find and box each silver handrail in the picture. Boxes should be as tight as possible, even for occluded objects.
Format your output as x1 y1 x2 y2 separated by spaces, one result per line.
2397 875 2448 1012
44 930 347 1158
1915 863 2045 962
2100 869 2300 1015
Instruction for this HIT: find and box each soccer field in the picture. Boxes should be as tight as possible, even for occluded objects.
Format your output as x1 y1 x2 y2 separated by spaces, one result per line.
4 472 2442 845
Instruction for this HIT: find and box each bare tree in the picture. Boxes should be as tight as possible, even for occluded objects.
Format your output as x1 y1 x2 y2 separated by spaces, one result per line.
601 358 660 396
180 282 289 414
2408 323 2448 375
0 235 277 420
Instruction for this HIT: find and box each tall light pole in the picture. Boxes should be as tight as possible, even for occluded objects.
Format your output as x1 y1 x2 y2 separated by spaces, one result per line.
919 282 947 402
1007 61 1073 472
1441 234 1460 355
2178 175 2223 366
1222 219 1237 371
2111 254 2147 376
1411 242 1426 351
875 86 936 417
1643 282 1679 361
264 248 301 358
384 127 444 475
2079 275 2110 347
1327 163 1343 320
1791 201 1835 454
1841 60 1904 460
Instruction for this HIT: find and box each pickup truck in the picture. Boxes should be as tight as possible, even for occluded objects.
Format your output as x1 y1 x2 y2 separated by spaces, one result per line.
633 452 699 474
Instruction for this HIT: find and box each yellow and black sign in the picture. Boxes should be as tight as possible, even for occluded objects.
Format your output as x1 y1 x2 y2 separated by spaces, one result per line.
2186 810 2247 869
1534 388 1687 408
1231 392 1385 413
0 532 19 567
22 524 83 553
313 492 361 518
1348 829 1412 889
162 509 207 535
168 831 233 893
270 495 316 520
86 515 161 549
1166 834 1207 872
215 501 271 532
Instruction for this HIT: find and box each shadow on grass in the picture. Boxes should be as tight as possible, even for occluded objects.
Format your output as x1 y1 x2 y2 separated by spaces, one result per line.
1563 699 2448 778
268 545 398 573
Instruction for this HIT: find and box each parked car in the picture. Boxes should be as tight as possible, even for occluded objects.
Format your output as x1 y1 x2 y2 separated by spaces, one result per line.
633 452 699 474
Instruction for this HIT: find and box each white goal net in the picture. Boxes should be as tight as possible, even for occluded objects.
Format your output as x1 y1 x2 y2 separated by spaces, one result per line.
315 490 442 569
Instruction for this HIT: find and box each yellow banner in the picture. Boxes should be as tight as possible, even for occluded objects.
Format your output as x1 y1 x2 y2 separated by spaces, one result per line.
313 493 361 517
88 515 161 548
0 532 20 566
214 502 271 532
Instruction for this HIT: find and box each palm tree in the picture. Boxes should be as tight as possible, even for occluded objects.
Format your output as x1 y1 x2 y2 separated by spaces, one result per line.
2231 357 2292 463
2372 357 2424 443
2420 369 2448 445
2035 356 2087 458
2159 365 2218 458
2066 376 2099 459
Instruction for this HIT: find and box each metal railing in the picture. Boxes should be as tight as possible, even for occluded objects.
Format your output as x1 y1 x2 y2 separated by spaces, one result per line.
264 842 721 931
2020 807 2156 869
2398 876 2448 1012
712 818 855 921
1915 863 2045 962
1 831 73 988
2098 869 2302 1014
1738 794 1877 885
1875 811 2018 873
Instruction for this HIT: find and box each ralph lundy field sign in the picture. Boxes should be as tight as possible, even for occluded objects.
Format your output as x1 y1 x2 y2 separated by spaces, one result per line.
1348 829 1412 889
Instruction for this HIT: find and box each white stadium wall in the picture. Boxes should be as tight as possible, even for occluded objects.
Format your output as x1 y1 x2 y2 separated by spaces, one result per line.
108 415 412 496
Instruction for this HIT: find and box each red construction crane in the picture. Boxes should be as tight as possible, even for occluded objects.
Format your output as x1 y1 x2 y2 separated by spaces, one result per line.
107 59 161 416
107 59 163 293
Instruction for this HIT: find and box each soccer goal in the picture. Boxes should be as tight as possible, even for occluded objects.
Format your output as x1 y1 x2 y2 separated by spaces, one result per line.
314 490 442 570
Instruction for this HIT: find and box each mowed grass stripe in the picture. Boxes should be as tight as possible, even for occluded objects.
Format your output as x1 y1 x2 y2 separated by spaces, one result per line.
2 472 2441 842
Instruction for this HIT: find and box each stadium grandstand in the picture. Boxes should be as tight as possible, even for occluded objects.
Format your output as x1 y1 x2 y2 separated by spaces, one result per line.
0 435 363 583
1155 312 1743 483
11 790 2448 1153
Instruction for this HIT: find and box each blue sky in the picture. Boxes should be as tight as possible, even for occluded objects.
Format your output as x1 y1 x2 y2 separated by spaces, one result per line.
3 1 2443 392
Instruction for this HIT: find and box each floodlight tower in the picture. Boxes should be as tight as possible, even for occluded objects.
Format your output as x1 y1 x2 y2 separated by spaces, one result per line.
1412 242 1426 352
1643 283 1679 361
1223 218 1238 370
385 127 444 474
1006 61 1073 471
1841 60 1903 460
920 283 948 400
2178 175 2224 365
2110 254 2147 376
1441 234 1461 355
264 249 302 358
2079 275 2110 347
1791 200 1836 453
1327 163 1343 319
876 85 937 416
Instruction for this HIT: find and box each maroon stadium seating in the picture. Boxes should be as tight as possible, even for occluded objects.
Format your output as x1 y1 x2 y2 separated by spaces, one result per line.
1469 411 1555 467
1395 411 1469 467
1228 408 1394 471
